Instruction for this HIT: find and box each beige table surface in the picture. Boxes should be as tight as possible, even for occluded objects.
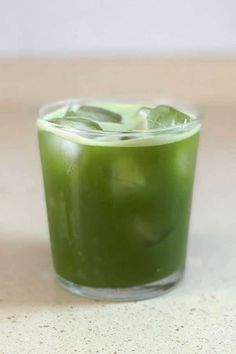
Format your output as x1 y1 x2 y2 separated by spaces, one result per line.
0 58 235 354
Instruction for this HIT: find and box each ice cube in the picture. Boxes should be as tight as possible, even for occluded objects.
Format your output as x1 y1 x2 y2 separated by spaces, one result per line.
132 107 151 130
133 218 172 246
112 158 146 195
148 105 192 129
77 105 122 123
64 103 80 117
59 104 123 132
55 118 102 131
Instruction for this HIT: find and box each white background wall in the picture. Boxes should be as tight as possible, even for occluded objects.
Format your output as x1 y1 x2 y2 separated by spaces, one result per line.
1 0 236 56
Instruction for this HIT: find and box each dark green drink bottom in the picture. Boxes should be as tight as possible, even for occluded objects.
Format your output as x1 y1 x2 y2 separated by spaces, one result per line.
38 130 199 288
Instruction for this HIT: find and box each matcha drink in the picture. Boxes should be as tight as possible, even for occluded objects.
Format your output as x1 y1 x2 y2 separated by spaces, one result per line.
37 100 201 300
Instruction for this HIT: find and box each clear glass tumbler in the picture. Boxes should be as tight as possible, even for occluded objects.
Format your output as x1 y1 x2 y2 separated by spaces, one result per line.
37 99 201 301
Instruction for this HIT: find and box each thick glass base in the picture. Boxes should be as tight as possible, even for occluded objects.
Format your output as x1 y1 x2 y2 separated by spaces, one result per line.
57 268 184 302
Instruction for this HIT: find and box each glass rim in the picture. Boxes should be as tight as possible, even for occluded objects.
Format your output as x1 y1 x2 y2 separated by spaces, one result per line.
37 97 202 137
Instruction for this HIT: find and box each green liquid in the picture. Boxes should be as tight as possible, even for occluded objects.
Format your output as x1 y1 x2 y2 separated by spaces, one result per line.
38 122 199 288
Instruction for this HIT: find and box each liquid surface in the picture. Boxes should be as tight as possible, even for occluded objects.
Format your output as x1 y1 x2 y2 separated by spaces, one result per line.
38 102 200 146
38 102 200 288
